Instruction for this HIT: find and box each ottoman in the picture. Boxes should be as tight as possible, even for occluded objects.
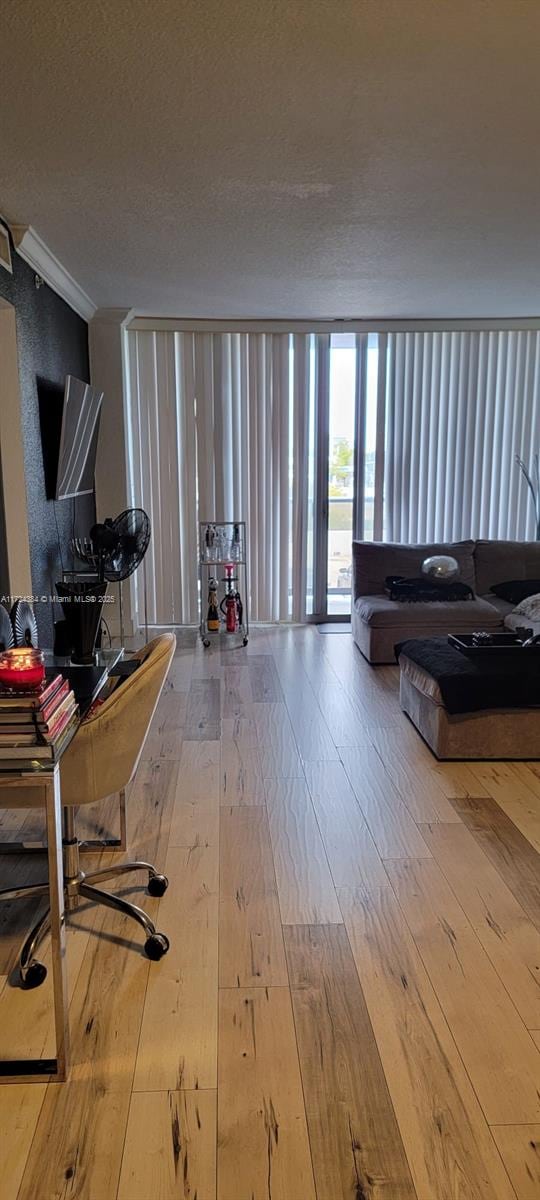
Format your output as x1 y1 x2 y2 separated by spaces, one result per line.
397 637 540 760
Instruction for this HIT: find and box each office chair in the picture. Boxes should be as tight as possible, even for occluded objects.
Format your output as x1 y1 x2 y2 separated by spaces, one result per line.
0 633 176 987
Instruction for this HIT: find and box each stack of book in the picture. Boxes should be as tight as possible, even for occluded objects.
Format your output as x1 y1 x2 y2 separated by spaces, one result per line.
0 673 79 770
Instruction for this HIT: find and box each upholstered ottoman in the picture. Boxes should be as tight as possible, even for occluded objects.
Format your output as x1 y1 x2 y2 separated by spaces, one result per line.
398 637 540 760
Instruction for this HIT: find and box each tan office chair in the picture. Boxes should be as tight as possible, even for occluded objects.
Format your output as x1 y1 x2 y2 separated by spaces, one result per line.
0 632 176 987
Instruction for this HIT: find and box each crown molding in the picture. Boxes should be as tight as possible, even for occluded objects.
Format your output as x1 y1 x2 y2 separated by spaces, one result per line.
91 307 134 326
10 224 96 321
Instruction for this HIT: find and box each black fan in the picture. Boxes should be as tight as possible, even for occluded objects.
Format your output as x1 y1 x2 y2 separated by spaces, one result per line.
91 508 151 582
0 604 15 651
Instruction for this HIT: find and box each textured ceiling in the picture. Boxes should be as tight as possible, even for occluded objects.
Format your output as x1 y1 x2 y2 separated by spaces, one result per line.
1 0 540 318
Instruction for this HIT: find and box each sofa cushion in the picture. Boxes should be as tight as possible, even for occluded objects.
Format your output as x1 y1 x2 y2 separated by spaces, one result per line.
474 539 540 596
355 594 502 629
353 540 476 596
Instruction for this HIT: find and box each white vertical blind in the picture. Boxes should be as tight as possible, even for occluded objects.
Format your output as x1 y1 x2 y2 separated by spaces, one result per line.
383 330 540 542
126 329 310 624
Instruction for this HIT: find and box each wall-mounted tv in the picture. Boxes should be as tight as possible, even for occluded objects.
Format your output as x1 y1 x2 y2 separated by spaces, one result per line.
39 375 104 502
55 376 104 500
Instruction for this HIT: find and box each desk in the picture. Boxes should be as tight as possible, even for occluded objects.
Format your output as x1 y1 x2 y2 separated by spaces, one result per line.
0 765 69 1082
0 650 124 1082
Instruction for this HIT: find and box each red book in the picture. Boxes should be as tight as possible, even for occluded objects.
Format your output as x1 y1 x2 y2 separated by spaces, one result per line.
42 694 77 743
0 673 64 712
38 678 71 727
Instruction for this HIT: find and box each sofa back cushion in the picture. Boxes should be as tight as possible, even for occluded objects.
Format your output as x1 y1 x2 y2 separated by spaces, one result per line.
352 540 476 596
474 539 540 595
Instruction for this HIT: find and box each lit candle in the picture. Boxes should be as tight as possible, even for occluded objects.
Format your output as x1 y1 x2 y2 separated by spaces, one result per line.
0 647 45 690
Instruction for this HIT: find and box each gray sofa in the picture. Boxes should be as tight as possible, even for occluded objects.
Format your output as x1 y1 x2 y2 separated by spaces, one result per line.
352 538 540 663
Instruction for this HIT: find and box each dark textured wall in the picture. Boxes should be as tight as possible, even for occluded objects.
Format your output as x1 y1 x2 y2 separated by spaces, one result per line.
0 221 92 645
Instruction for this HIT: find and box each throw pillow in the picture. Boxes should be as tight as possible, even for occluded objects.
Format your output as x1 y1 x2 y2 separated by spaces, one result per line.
491 579 540 604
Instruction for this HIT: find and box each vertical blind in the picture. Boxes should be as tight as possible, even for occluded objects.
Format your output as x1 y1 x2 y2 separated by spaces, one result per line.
126 329 311 625
127 325 540 627
383 330 540 543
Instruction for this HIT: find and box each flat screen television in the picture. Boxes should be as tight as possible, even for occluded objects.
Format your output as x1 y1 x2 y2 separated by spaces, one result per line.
55 375 104 500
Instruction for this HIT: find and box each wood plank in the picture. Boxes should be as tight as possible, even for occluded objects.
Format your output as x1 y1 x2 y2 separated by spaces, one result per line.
317 682 372 749
284 693 339 764
134 840 218 1092
371 727 462 823
125 756 179 863
168 798 219 850
220 716 265 805
174 740 221 804
265 778 342 924
248 654 283 701
118 1089 217 1200
385 857 540 1124
142 689 186 760
491 1125 540 1200
419 820 540 1027
533 1030 540 1051
450 793 540 931
217 986 316 1200
285 924 416 1200
17 894 152 1200
430 761 493 799
339 884 517 1200
0 1084 46 1199
303 759 389 890
219 806 288 988
469 763 540 853
185 678 221 740
340 746 432 859
253 702 303 778
221 664 253 717
164 649 194 692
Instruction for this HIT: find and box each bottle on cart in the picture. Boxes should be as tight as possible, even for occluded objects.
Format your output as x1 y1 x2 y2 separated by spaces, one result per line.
232 523 241 560
207 577 220 632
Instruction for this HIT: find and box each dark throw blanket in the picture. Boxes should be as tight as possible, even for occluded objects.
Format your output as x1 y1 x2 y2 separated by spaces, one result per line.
396 636 540 714
385 576 474 603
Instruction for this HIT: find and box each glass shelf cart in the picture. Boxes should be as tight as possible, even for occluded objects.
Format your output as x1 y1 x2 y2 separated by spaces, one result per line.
198 521 249 648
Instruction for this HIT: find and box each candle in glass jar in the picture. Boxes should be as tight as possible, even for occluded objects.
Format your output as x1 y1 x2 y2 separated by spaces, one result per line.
0 647 45 690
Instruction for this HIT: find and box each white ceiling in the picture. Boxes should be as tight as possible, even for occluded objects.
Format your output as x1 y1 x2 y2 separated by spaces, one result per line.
1 1 540 319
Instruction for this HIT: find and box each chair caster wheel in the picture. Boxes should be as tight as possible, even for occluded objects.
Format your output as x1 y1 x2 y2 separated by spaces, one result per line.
148 873 168 898
22 961 47 989
144 933 170 961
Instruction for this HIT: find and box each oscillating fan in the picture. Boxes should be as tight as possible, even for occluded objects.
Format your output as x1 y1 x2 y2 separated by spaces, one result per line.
92 509 151 583
89 508 151 641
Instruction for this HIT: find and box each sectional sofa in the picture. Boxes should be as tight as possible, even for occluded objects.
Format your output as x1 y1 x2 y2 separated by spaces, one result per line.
352 538 540 664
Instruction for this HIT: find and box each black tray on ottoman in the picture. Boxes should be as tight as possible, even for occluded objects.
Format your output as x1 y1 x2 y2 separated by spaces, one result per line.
448 632 540 662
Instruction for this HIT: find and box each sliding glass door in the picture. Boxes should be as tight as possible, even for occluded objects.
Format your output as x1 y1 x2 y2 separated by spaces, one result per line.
307 332 380 620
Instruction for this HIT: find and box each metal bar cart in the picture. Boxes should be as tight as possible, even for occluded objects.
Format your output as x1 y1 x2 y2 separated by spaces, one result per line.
198 521 249 648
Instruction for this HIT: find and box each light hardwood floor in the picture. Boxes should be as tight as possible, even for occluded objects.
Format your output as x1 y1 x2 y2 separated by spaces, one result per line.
1 624 539 1199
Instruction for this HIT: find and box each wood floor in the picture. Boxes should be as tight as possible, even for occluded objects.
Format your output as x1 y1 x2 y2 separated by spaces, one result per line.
1 624 540 1199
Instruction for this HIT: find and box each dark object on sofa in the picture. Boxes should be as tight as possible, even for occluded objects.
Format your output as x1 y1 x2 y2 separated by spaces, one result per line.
396 635 540 714
490 579 540 604
352 539 540 663
385 576 474 603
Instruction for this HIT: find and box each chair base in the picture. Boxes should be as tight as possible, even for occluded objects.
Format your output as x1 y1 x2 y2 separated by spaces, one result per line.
0 806 170 987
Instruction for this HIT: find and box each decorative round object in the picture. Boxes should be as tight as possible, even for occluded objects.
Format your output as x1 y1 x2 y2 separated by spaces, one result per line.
0 605 14 652
10 600 38 647
421 555 460 585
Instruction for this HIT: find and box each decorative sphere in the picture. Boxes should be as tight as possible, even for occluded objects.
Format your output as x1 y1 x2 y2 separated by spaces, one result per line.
421 555 460 585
